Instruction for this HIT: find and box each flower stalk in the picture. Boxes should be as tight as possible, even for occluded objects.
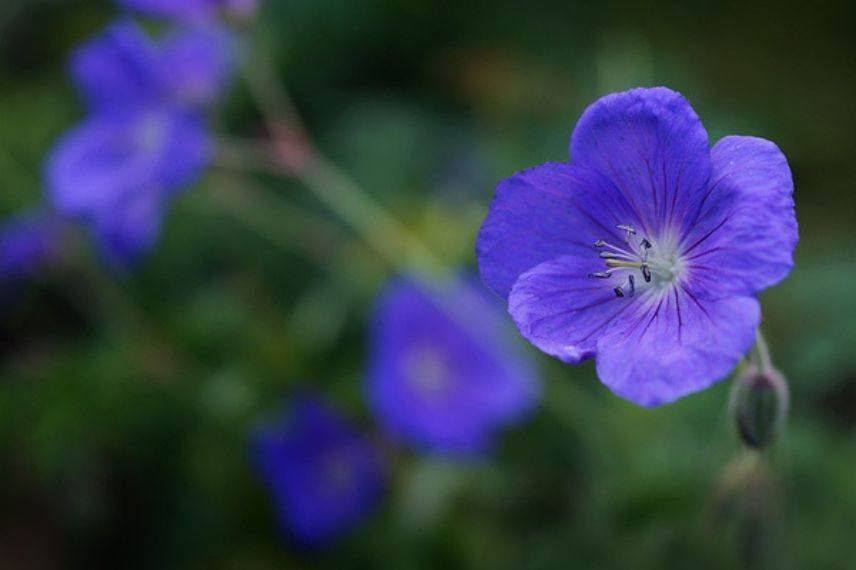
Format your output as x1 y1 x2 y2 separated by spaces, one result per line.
235 38 448 284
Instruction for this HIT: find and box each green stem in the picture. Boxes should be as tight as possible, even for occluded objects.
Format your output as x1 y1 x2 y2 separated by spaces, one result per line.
203 172 387 304
751 330 773 373
214 139 447 281
297 155 449 279
205 171 347 268
236 40 449 284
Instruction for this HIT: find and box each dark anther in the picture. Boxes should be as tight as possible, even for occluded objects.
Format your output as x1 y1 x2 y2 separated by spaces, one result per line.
642 265 652 283
628 275 636 297
641 238 652 249
613 287 625 298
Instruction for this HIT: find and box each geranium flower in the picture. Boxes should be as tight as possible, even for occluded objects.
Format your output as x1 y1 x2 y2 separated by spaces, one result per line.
368 278 539 453
251 396 384 547
45 21 233 265
477 87 797 406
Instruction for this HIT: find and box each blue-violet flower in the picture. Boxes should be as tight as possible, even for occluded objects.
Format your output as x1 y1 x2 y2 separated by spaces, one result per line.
251 395 385 547
477 87 798 407
368 278 540 454
45 21 234 265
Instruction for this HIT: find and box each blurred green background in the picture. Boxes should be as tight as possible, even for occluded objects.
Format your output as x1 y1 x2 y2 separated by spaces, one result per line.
1 0 855 568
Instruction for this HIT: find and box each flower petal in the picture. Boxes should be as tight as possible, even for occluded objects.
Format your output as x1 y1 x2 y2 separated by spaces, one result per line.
477 162 640 299
69 20 160 112
159 25 237 109
46 114 154 219
680 136 797 299
46 110 210 220
155 110 212 189
508 255 639 364
570 87 711 237
92 186 167 267
595 290 760 407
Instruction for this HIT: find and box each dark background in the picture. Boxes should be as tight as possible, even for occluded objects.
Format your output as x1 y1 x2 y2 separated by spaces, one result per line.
1 0 855 568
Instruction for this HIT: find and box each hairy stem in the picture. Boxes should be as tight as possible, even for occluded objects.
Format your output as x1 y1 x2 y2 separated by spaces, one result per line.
751 330 773 373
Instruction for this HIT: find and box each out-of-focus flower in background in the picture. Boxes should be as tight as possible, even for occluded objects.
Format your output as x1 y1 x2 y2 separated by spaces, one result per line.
117 0 260 22
44 21 234 266
0 210 66 282
367 277 540 455
478 87 797 407
251 395 385 547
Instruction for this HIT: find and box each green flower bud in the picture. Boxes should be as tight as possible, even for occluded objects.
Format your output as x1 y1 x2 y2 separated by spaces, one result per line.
730 365 789 450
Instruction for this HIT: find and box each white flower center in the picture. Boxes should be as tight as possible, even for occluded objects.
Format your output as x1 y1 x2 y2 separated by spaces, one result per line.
134 112 169 153
404 346 451 398
588 224 686 297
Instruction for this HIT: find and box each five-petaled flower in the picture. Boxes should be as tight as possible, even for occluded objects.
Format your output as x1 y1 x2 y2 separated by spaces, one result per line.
251 395 385 547
45 20 234 266
368 277 539 453
477 87 798 407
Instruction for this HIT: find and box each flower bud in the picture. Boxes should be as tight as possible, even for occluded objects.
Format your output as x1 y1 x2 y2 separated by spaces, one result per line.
730 365 789 450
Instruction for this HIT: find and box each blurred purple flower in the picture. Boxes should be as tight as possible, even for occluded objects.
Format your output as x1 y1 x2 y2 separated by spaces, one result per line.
117 0 259 22
477 87 798 407
45 21 234 266
368 278 539 454
251 396 385 547
0 211 65 281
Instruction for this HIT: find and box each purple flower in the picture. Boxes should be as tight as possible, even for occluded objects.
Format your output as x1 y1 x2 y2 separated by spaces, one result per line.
251 396 385 547
0 211 65 281
117 0 259 22
368 278 540 454
45 21 233 265
477 87 797 407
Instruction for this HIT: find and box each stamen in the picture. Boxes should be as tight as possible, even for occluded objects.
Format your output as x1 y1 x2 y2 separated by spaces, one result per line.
627 275 636 297
616 224 636 234
599 251 618 259
606 259 641 269
613 287 625 298
598 241 633 256
640 238 652 249
642 265 652 283
593 240 607 247
588 271 612 279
